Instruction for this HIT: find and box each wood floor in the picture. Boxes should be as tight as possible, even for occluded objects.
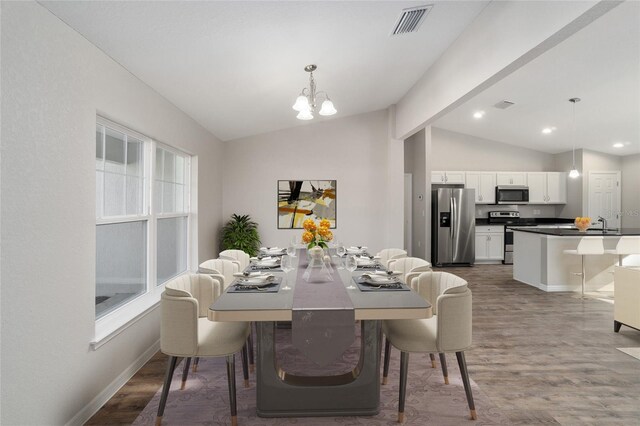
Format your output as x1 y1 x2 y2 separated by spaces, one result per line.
87 265 640 425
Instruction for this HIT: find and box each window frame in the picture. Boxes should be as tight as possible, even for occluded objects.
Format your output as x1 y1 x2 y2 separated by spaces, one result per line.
93 117 193 349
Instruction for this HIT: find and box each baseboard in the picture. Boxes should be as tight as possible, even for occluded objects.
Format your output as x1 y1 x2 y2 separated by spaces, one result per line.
65 339 161 426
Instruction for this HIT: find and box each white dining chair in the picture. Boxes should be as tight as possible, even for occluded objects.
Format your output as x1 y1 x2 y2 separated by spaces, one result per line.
157 274 250 426
563 236 605 298
387 257 432 287
604 236 640 267
382 272 476 422
219 249 251 271
374 248 407 269
199 258 239 289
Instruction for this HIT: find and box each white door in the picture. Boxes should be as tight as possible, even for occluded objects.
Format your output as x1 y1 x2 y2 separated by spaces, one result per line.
588 171 621 229
404 173 412 256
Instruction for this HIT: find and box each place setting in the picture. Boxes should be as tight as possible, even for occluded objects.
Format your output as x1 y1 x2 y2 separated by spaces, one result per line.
248 255 283 271
353 270 410 292
227 272 282 293
259 246 287 256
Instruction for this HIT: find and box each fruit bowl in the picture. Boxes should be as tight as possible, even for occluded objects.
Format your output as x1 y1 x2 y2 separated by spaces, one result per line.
574 216 591 232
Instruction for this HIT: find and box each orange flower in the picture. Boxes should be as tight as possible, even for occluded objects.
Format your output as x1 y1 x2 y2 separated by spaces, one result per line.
317 226 330 238
302 231 315 243
303 219 317 232
325 230 333 241
319 219 331 229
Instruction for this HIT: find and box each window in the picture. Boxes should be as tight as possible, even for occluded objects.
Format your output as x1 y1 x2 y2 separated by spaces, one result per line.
95 117 191 335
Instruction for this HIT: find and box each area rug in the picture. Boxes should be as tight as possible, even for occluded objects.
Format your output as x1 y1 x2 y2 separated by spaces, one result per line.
617 347 640 361
134 327 511 425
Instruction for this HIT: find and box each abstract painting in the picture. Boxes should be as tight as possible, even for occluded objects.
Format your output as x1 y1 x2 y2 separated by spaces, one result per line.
278 180 336 229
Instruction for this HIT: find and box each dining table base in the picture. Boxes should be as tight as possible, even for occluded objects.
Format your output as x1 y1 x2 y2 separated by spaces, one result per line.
255 320 382 417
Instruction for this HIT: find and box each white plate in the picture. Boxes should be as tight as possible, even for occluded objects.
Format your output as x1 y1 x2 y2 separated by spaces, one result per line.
235 279 275 287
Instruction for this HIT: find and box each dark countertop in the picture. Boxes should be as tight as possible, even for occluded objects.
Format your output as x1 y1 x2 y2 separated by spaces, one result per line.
510 227 640 236
475 217 575 226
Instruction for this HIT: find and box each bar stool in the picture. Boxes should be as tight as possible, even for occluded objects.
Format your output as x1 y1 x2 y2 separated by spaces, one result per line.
563 236 605 298
604 236 640 267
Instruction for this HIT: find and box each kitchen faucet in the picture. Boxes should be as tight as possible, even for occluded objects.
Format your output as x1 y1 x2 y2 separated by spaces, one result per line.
597 216 607 232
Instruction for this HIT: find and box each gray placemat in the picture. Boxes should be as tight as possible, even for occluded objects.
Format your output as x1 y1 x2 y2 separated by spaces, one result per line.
227 276 282 293
353 276 410 292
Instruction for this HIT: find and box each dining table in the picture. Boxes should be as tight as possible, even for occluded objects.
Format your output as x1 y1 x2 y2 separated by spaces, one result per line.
208 247 432 418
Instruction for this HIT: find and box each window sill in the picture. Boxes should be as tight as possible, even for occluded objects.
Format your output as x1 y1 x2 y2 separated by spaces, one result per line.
91 293 161 350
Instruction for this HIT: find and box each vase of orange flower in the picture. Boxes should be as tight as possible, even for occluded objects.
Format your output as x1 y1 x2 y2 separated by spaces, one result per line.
301 218 334 282
575 216 591 232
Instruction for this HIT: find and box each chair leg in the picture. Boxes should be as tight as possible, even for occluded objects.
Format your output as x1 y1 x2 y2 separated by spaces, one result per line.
247 326 255 373
156 356 178 426
241 344 250 388
398 351 409 423
192 356 200 372
614 320 622 333
456 351 477 420
439 353 449 384
180 357 192 390
382 337 391 385
429 353 436 368
226 354 238 426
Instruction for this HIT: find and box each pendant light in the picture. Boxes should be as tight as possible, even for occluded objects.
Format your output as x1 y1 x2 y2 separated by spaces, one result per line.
568 97 580 179
292 65 337 120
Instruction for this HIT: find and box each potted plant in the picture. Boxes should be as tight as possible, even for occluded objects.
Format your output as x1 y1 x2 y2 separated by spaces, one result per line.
220 214 261 256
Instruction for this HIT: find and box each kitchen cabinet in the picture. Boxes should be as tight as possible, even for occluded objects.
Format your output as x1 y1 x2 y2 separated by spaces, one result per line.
431 171 465 185
527 172 566 204
475 225 504 262
465 172 496 204
496 172 527 186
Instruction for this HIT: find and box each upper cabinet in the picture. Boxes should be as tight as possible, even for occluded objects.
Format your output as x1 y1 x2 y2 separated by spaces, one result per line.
527 172 566 204
496 172 527 186
465 172 496 204
431 171 466 185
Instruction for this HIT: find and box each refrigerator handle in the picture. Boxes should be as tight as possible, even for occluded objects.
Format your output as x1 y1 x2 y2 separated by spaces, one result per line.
450 197 454 238
451 197 456 239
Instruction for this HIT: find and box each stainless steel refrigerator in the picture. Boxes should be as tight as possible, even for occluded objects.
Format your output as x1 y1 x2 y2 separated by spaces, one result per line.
431 187 475 266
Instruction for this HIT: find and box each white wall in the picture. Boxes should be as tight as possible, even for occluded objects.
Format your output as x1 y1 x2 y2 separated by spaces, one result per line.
0 3 224 424
431 127 556 171
222 110 390 255
404 130 427 259
554 150 584 218
621 154 640 228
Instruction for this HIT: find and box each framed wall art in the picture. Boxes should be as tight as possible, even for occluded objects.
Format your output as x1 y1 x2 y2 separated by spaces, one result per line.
277 180 336 229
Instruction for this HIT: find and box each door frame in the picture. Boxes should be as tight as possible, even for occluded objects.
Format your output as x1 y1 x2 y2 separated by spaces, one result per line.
404 173 412 256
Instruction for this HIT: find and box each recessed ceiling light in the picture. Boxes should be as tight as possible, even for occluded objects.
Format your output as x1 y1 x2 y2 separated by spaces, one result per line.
542 126 556 134
473 111 485 119
613 142 625 148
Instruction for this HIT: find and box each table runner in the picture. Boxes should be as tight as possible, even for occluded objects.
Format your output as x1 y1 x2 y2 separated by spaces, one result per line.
291 249 355 366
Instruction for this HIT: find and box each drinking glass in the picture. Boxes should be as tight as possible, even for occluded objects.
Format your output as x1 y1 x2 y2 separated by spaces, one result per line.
345 255 357 289
281 255 294 290
287 241 296 257
336 243 346 269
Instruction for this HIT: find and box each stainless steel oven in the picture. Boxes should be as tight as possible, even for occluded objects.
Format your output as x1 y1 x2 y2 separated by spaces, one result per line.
488 211 534 264
495 186 529 204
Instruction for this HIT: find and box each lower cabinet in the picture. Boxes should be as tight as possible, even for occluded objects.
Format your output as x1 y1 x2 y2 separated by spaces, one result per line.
475 226 504 262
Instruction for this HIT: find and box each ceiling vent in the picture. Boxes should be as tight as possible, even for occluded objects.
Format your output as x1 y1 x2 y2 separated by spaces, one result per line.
494 100 515 110
391 5 432 35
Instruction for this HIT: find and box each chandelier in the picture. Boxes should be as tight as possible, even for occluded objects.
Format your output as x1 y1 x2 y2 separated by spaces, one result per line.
292 64 337 120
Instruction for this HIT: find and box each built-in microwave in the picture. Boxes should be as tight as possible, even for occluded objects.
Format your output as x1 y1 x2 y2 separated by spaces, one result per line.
495 186 529 204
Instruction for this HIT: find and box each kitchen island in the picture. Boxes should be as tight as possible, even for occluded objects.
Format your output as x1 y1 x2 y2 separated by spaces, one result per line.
512 228 640 292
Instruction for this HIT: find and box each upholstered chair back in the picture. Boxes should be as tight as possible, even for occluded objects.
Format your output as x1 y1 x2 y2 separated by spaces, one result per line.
161 274 222 357
576 236 605 255
219 249 251 271
388 257 431 286
376 248 408 269
413 271 472 353
199 258 239 288
615 236 640 255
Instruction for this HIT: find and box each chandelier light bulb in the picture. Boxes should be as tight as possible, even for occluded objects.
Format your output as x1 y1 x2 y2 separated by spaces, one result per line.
569 168 580 179
296 110 313 120
319 100 337 116
292 95 310 112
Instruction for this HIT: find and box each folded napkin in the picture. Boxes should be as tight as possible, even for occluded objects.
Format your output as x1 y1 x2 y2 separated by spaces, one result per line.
255 257 279 266
347 246 367 252
360 274 399 284
233 271 265 278
365 270 402 277
356 258 376 266
235 273 275 284
260 247 283 254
